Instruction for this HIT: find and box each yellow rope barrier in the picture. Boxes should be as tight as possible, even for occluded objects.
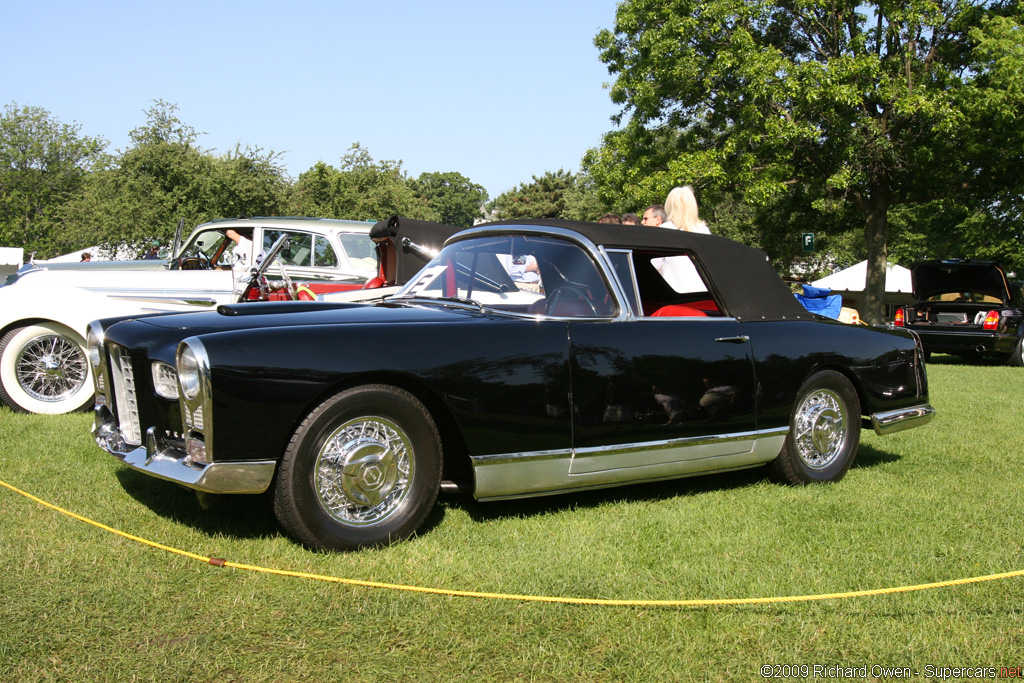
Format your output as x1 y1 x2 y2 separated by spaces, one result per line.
4 477 1022 607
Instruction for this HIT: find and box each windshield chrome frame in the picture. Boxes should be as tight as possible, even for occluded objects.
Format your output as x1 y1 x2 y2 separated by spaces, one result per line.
390 225 631 322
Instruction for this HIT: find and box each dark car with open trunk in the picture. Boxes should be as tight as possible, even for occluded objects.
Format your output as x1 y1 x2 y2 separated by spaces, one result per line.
894 259 1024 365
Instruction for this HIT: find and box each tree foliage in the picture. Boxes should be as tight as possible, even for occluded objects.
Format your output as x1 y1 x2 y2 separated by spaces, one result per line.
290 144 436 223
408 171 488 228
61 101 291 255
488 169 581 220
593 0 1024 321
0 103 107 255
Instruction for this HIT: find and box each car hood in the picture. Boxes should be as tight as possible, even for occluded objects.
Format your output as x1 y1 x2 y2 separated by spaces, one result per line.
101 300 480 364
125 300 472 334
912 260 1012 302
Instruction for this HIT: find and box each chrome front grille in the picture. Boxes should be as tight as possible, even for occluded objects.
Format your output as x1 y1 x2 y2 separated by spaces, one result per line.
109 343 142 445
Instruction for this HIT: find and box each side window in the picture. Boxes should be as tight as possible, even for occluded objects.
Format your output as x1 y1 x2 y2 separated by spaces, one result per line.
337 233 379 275
264 230 313 267
607 250 640 316
313 235 338 268
632 251 719 317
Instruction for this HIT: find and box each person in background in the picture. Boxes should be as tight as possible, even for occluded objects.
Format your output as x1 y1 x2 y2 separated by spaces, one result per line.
598 212 621 224
142 241 161 259
225 228 254 271
641 205 674 229
665 185 710 233
621 213 639 225
80 252 92 262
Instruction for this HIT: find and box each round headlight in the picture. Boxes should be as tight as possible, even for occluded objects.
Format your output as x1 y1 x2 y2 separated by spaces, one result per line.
178 346 201 400
86 327 102 367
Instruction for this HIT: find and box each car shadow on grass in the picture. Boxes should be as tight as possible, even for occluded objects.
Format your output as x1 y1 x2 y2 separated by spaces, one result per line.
115 468 284 542
113 467 450 545
112 443 899 545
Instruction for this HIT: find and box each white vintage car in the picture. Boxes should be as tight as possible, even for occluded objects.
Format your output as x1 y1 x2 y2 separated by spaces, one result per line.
0 217 381 415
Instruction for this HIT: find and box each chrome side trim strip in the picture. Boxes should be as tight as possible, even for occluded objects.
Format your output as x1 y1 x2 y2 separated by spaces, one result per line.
870 403 936 436
109 296 221 307
471 429 788 501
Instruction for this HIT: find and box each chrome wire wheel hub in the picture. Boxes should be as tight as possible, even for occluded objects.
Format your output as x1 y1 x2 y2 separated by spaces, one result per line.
793 389 847 469
15 334 87 402
313 417 414 526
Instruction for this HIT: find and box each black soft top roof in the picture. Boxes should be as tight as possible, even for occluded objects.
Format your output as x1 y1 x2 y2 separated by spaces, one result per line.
479 218 808 322
370 216 464 284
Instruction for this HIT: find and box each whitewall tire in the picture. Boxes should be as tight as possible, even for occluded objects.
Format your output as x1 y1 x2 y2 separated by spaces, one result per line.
0 323 94 414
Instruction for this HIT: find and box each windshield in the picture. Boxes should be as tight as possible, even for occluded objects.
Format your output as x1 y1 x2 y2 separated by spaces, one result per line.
395 234 617 317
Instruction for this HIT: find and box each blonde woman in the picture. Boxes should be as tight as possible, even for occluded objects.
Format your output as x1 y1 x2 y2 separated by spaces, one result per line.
665 186 710 233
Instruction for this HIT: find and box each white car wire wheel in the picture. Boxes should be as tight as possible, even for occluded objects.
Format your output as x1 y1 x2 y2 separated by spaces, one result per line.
273 384 442 551
769 370 861 485
0 323 94 414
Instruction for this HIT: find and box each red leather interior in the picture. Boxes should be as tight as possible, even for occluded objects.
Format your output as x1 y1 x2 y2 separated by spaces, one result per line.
651 304 708 317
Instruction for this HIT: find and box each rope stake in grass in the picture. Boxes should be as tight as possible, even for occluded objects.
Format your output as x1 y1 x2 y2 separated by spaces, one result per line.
3 476 1023 607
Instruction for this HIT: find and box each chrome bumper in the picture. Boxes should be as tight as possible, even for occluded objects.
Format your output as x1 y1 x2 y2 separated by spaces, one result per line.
93 408 275 494
870 403 936 436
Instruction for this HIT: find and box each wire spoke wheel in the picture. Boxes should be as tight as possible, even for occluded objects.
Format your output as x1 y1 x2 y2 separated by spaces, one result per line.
769 370 860 485
15 333 88 402
0 323 94 414
313 417 414 527
792 389 848 469
274 384 442 551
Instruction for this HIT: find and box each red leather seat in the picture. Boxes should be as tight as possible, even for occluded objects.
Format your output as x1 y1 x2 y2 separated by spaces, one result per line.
651 304 707 317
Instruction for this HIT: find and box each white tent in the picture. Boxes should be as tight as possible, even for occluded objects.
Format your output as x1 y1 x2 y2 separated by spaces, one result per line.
0 246 23 278
812 260 913 293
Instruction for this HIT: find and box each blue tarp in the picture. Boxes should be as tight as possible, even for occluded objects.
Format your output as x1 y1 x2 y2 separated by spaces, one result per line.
795 284 842 319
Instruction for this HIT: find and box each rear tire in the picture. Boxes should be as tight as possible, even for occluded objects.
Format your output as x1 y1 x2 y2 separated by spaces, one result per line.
769 370 861 485
1008 338 1023 367
273 384 442 551
0 323 94 414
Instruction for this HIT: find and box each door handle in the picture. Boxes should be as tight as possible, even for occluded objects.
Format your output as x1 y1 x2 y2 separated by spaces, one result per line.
715 336 750 344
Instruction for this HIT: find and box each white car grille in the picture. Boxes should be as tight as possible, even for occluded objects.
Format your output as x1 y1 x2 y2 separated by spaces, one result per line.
109 343 142 445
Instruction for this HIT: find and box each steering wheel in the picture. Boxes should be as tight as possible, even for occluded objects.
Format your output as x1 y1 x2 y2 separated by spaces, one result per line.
178 249 212 271
545 285 598 317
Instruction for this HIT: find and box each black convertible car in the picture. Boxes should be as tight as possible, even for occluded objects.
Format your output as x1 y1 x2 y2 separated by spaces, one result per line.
91 218 935 550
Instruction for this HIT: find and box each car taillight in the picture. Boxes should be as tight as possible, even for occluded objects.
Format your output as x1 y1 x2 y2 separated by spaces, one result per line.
983 310 1000 330
894 308 905 326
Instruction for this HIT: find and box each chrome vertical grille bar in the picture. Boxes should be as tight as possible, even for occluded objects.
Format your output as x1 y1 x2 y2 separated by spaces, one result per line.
109 343 142 445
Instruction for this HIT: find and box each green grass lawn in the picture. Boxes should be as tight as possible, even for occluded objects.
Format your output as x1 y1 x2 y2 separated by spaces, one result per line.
1 358 1022 681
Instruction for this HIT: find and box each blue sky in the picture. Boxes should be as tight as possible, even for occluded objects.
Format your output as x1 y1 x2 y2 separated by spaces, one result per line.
1 0 624 199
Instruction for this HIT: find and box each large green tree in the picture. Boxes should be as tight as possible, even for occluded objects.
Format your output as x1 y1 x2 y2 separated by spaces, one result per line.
593 0 1024 322
408 171 487 228
63 101 290 254
488 169 579 220
290 144 436 222
0 103 107 256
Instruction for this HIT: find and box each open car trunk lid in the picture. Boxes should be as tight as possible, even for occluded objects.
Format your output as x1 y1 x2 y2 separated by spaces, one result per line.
912 260 1012 303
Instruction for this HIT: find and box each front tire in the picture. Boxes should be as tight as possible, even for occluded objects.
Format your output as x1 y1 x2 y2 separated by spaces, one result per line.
0 323 94 414
273 384 442 551
769 370 861 485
